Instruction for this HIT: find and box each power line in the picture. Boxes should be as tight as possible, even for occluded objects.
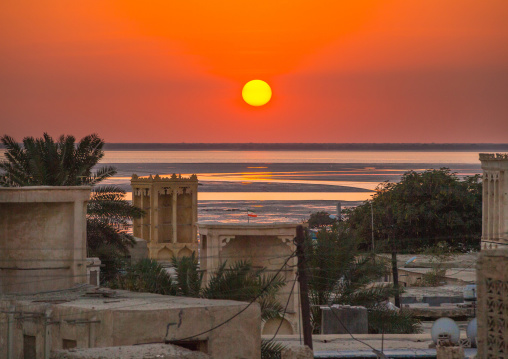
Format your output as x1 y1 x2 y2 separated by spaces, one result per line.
167 251 297 343
327 304 388 359
266 272 298 342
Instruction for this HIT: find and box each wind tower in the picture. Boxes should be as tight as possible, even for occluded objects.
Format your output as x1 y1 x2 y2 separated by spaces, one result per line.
479 153 508 250
131 174 198 261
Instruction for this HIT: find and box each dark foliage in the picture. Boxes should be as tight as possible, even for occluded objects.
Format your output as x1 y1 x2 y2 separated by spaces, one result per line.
113 257 286 321
261 340 286 359
0 133 115 186
368 307 421 334
308 211 337 228
343 168 482 252
306 224 420 334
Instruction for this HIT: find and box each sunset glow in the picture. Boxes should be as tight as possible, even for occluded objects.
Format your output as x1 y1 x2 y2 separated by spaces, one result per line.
1 1 508 142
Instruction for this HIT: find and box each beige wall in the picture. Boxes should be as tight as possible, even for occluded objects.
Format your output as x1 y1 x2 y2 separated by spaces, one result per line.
0 291 261 359
198 223 300 335
0 187 90 294
476 249 508 358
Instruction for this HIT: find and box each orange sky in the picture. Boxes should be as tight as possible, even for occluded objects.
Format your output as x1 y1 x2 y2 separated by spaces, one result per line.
1 0 507 143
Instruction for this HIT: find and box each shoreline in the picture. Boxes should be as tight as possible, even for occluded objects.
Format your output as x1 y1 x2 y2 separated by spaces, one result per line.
98 143 508 152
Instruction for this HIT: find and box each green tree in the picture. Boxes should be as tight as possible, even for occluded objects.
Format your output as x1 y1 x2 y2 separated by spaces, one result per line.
306 224 420 334
308 211 337 228
0 133 143 281
87 186 144 282
344 168 482 253
0 133 115 186
343 168 481 306
115 256 286 322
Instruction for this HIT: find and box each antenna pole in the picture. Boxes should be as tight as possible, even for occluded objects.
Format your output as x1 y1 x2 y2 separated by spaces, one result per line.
295 225 313 350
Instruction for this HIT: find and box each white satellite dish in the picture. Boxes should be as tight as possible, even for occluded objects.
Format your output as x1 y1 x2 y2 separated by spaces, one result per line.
431 317 460 344
466 318 477 347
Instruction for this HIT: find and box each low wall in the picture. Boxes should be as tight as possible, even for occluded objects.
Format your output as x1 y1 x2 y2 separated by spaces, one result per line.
0 187 90 294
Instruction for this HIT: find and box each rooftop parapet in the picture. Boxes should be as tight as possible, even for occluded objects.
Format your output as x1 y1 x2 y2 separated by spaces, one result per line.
479 153 508 160
131 173 198 182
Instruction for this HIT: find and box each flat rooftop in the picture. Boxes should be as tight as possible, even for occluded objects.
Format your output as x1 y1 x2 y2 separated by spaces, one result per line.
197 222 302 228
0 285 250 311
263 334 476 358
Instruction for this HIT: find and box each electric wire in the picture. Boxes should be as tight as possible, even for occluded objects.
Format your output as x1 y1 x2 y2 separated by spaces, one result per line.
266 272 298 342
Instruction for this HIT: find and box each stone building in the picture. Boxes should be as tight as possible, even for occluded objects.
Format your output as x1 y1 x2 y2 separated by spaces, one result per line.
131 174 198 261
476 249 508 358
480 153 508 250
0 186 262 359
0 186 90 294
0 289 261 359
197 223 300 335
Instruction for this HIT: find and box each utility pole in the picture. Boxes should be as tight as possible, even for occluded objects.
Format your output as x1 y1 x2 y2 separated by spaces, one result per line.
370 201 375 252
391 250 400 308
295 225 313 350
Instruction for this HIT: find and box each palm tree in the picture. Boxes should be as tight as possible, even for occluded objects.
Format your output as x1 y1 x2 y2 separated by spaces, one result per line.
306 223 421 334
0 133 115 186
0 133 143 281
115 255 286 321
87 186 145 281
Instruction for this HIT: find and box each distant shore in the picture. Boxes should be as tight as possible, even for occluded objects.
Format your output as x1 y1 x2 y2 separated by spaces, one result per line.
2 142 508 152
100 143 508 152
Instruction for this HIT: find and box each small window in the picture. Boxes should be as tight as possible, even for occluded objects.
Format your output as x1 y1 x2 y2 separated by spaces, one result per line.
23 335 36 359
62 339 77 349
170 340 208 353
89 270 98 285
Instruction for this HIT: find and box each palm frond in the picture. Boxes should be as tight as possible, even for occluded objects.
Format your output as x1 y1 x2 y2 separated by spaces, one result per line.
112 259 176 296
172 252 203 297
261 340 286 359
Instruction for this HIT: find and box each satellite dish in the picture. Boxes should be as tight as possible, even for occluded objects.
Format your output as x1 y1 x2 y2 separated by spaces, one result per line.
431 317 460 344
466 318 477 347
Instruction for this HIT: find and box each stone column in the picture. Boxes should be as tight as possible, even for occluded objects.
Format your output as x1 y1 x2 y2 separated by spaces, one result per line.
482 175 488 240
153 188 159 244
73 200 87 285
139 190 145 239
208 232 220 281
494 174 499 239
503 170 508 241
192 188 198 245
172 188 178 243
487 172 494 241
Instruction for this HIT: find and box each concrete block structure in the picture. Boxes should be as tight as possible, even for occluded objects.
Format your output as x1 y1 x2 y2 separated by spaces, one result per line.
281 345 313 359
480 153 508 250
436 346 465 359
0 289 261 359
52 343 210 359
476 249 508 358
0 186 90 294
197 223 300 335
131 174 198 261
320 305 368 335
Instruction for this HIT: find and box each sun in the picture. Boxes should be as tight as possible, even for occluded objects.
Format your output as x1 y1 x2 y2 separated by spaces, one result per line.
242 80 272 106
